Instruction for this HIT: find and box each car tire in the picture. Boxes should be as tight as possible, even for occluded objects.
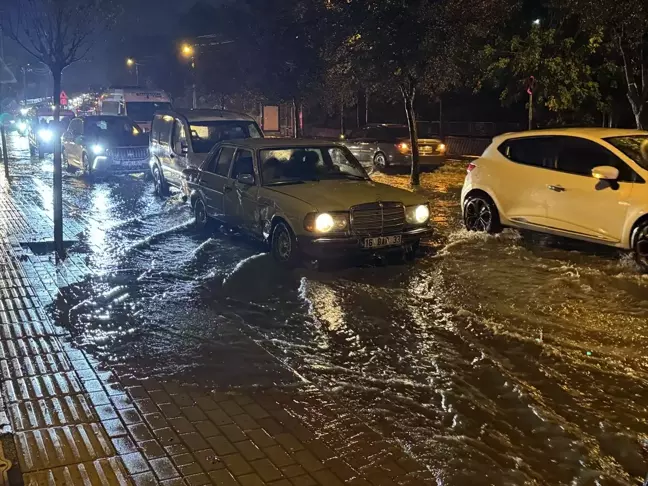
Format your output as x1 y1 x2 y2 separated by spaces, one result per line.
373 152 387 172
463 193 502 233
404 239 420 261
152 165 169 198
633 221 648 272
194 198 209 231
82 153 92 176
271 221 300 267
62 148 71 171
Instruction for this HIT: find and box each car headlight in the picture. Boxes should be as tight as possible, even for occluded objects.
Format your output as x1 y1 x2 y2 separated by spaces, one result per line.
304 212 349 233
92 144 105 155
38 129 52 141
437 143 446 153
405 204 430 224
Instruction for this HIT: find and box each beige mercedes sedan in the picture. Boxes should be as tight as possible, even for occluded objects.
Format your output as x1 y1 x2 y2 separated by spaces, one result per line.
182 139 433 265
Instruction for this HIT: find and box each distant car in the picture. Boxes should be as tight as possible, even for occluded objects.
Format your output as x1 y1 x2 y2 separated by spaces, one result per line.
61 115 149 175
149 109 264 197
340 123 446 173
461 128 648 270
28 110 75 158
182 138 433 265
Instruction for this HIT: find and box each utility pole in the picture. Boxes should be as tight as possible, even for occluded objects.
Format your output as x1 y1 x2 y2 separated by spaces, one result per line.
527 76 535 130
0 25 10 179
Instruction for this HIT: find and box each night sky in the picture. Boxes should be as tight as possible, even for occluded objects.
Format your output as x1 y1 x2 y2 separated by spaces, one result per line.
5 0 225 94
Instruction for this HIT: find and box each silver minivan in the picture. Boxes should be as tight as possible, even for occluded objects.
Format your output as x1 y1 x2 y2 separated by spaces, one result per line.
149 109 263 196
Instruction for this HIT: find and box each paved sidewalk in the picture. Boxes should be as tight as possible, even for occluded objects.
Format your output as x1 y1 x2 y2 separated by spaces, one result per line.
0 148 433 485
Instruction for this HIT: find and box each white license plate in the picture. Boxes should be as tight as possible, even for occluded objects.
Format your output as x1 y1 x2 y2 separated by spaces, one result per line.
362 235 402 249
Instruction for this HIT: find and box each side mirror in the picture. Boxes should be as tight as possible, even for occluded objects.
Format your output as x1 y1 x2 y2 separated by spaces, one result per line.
592 165 619 181
237 173 255 185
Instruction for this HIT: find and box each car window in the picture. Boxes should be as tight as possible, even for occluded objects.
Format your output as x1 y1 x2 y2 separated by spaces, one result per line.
349 128 367 139
204 148 221 173
557 136 635 182
231 150 255 180
157 116 173 146
173 120 187 153
69 119 82 135
215 146 236 177
499 137 559 169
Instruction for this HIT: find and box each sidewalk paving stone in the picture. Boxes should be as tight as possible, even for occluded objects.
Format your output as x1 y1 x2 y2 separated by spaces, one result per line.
0 151 432 485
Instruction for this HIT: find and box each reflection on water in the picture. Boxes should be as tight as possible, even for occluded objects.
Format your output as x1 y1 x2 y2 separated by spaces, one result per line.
38 154 648 485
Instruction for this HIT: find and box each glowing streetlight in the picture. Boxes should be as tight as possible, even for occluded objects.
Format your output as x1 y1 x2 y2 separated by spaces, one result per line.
125 58 139 85
532 18 541 26
181 43 197 108
181 44 194 58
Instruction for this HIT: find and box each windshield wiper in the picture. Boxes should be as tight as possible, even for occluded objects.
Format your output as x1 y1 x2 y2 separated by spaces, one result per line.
265 180 306 186
328 173 368 180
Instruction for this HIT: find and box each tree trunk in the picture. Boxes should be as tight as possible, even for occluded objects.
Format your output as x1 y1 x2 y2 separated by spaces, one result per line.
365 90 369 126
291 98 298 138
52 68 65 259
401 85 420 187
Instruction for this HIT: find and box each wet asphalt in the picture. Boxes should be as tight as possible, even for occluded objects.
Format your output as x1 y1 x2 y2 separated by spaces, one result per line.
5 132 648 485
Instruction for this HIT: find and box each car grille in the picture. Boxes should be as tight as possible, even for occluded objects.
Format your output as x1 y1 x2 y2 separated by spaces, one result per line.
350 202 405 236
106 147 149 161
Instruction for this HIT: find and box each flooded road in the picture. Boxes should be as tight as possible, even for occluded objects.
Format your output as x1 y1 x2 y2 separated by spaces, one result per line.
8 134 648 485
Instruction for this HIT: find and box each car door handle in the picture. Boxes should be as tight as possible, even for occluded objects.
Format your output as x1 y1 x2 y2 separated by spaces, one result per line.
548 185 565 192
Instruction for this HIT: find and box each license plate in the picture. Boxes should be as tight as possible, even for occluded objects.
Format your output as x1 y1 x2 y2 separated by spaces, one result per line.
362 235 402 249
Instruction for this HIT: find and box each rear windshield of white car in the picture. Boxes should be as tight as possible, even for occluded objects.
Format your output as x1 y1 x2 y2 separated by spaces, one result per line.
189 121 262 153
605 136 648 170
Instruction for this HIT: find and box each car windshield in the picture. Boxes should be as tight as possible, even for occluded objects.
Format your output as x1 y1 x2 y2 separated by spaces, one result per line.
125 102 172 123
85 118 142 137
189 120 262 153
260 146 368 185
605 136 648 170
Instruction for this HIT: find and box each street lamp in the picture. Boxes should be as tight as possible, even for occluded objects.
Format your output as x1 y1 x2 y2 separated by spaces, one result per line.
532 18 541 26
126 58 140 85
181 44 197 108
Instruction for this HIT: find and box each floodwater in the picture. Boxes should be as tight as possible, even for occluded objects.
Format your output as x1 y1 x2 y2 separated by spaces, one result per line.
8 133 648 485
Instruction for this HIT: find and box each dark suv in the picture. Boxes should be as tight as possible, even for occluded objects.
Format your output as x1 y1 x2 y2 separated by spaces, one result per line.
61 116 150 175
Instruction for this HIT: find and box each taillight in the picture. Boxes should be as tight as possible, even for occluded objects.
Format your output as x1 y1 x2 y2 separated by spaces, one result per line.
467 162 476 173
396 142 410 154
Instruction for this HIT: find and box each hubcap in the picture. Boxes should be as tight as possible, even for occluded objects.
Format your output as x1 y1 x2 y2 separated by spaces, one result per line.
154 170 161 193
375 154 386 168
276 228 291 261
465 198 492 231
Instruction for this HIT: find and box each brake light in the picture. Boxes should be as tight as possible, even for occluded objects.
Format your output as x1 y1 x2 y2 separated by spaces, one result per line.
467 162 477 173
397 142 410 154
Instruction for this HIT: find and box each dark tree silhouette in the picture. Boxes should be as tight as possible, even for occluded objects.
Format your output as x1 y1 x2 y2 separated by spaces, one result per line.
3 0 119 256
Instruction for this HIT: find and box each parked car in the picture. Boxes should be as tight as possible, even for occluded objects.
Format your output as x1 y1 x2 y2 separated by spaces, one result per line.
340 123 446 173
61 115 149 175
28 109 75 158
461 128 648 270
149 109 264 197
182 138 433 265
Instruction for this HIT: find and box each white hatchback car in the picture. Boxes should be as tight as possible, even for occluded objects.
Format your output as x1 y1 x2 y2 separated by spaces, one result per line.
461 128 648 269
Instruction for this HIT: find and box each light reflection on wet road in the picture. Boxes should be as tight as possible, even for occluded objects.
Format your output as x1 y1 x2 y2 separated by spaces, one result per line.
8 134 648 485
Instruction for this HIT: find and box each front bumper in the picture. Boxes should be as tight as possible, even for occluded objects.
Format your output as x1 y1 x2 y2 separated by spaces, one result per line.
297 226 433 259
387 153 446 166
92 155 149 174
